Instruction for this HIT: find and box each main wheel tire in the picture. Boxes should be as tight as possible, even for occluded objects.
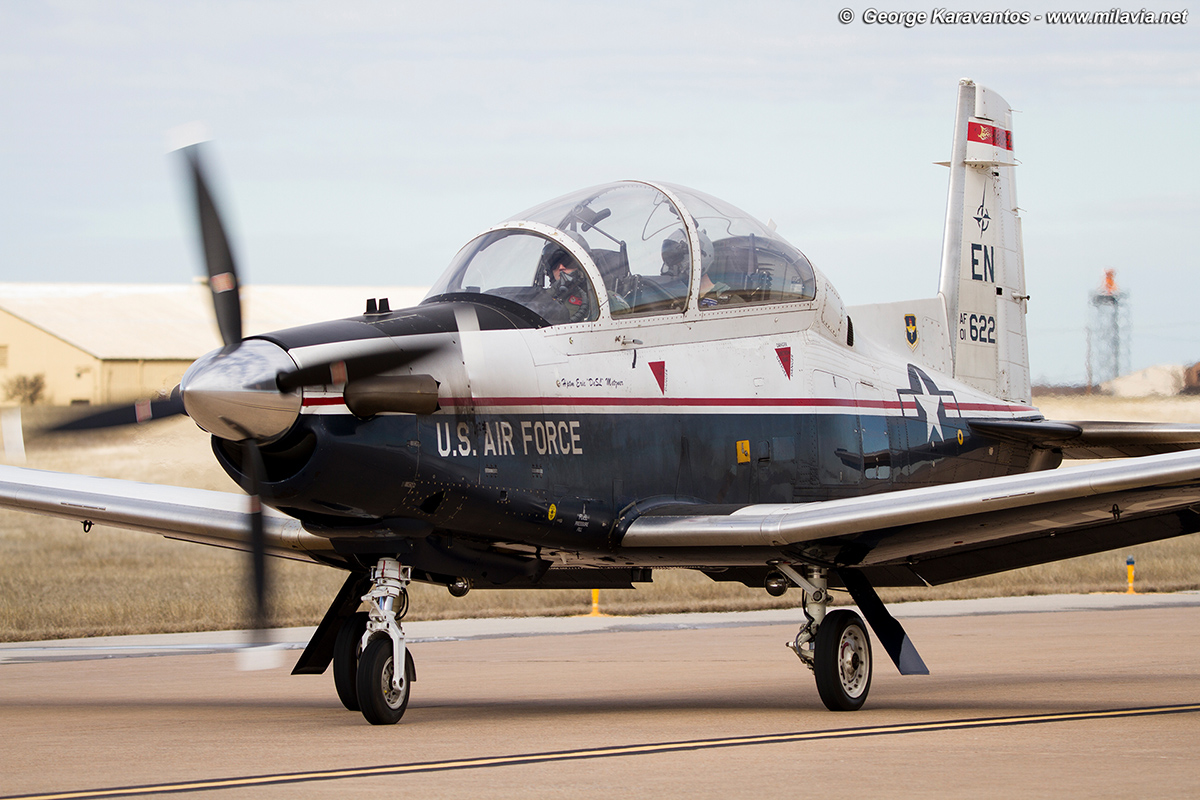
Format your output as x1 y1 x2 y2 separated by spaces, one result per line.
356 637 415 725
813 609 872 712
333 611 369 711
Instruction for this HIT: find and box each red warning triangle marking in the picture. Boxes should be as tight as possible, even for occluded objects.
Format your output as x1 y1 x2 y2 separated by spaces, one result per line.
649 361 667 394
775 347 792 379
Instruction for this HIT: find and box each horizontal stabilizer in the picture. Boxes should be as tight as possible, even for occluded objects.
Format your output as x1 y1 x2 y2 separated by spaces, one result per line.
968 418 1200 458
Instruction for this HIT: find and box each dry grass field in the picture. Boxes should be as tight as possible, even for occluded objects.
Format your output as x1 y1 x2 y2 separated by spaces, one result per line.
2 394 1199 642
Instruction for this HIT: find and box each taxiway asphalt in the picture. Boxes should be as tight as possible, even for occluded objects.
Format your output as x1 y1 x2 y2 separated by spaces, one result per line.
2 593 1199 799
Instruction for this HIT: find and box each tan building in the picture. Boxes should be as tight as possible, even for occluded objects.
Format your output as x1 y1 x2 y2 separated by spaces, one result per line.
0 284 429 406
1100 364 1186 398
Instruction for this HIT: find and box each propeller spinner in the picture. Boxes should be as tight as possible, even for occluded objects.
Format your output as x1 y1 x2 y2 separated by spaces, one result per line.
180 340 302 444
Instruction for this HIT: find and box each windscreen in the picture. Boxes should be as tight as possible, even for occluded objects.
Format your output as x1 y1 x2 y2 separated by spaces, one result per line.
425 229 600 325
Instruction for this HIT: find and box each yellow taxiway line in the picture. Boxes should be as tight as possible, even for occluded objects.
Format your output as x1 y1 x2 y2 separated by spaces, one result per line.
10 703 1200 800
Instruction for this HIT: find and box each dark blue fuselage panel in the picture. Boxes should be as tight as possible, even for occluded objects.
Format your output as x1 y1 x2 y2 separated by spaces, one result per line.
215 409 1033 558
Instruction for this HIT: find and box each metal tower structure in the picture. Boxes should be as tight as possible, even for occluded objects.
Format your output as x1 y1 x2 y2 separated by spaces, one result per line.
1086 269 1131 388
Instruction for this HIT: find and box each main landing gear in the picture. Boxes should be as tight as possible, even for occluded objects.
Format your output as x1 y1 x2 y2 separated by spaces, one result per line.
334 557 417 725
775 563 873 711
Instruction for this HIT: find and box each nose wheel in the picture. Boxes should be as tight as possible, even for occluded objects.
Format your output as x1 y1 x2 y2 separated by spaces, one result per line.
357 637 416 724
351 557 417 725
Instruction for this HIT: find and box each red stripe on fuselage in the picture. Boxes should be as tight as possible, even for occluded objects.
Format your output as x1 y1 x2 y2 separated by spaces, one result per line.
298 395 1035 414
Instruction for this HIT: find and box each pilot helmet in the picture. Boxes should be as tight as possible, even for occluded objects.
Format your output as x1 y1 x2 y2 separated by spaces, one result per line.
661 228 713 276
538 231 591 287
546 245 592 323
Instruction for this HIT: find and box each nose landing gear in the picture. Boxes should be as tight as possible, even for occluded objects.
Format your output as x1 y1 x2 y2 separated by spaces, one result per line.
354 557 416 725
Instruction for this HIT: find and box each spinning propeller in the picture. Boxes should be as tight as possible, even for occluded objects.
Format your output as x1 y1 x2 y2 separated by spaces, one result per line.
46 140 442 648
180 143 273 637
44 143 279 640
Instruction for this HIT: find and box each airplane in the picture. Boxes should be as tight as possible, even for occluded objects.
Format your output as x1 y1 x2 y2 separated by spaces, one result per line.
4 78 1200 725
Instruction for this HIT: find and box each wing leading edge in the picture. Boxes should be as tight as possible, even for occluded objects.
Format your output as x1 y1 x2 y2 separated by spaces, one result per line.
7 448 1200 590
0 465 341 565
620 449 1200 586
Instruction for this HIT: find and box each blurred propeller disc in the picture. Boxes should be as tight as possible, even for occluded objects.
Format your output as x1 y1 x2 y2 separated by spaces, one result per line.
177 142 280 666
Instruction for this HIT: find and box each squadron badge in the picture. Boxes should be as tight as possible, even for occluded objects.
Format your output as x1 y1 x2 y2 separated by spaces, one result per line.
904 314 919 350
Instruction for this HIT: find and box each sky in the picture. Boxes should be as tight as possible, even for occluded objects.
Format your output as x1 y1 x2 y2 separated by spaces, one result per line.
0 1 1197 384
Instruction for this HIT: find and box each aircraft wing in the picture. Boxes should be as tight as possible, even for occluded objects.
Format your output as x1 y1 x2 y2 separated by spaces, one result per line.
967 418 1200 459
620 449 1200 586
0 464 340 565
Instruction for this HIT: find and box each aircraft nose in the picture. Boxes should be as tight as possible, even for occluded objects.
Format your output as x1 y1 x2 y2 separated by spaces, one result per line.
181 339 302 442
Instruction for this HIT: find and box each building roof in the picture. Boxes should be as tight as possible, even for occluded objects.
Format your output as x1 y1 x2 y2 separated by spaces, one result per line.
0 283 430 361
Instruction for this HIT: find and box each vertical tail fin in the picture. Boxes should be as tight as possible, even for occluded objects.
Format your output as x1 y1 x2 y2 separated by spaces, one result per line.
938 80 1030 404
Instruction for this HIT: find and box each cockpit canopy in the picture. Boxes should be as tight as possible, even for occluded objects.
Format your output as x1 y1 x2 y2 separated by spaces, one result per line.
424 181 817 326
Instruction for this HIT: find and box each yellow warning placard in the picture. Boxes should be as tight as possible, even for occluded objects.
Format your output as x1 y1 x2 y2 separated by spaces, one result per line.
736 440 751 464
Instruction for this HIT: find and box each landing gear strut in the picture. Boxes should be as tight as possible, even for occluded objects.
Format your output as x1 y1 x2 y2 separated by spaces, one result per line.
355 557 416 725
777 563 873 712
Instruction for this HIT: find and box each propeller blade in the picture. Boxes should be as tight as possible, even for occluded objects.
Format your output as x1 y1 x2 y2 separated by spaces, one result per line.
43 146 245 439
239 436 269 632
47 391 187 433
181 144 243 348
275 345 439 393
224 424 282 669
